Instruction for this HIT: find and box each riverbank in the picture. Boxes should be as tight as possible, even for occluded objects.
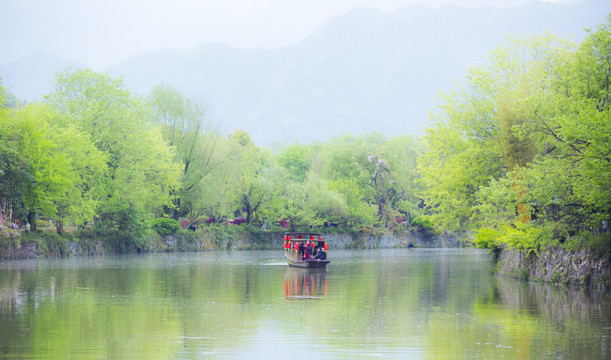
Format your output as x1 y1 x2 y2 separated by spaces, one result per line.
493 247 610 289
0 227 463 260
5 229 609 289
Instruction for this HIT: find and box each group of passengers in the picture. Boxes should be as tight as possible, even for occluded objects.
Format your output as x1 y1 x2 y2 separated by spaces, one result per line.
298 240 326 261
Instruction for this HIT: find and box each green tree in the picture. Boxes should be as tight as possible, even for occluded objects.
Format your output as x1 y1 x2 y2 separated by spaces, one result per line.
421 18 610 252
48 126 107 233
276 143 310 182
278 181 319 230
305 174 348 225
0 83 31 223
148 84 218 220
327 178 376 228
320 133 420 226
419 32 571 232
190 135 237 223
11 104 72 232
47 69 180 233
513 19 611 230
226 130 283 224
4 102 106 234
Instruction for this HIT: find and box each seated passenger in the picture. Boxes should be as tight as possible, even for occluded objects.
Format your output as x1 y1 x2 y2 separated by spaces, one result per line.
313 247 326 260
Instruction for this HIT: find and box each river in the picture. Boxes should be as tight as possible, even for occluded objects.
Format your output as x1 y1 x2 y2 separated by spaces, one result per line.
0 249 609 359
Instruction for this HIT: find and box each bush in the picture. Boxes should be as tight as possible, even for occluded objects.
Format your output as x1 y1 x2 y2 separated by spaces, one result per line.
410 215 435 232
582 231 611 261
473 227 500 249
477 223 543 257
151 218 180 236
20 232 68 256
498 224 543 257
36 219 53 228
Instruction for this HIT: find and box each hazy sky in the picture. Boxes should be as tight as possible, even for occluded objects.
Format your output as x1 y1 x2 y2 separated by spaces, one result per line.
1 0 565 69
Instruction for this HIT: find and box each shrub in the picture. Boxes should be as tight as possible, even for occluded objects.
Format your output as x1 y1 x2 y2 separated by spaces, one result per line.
473 227 500 249
583 231 611 261
410 215 435 232
151 218 180 236
498 224 543 257
36 219 53 228
519 267 530 281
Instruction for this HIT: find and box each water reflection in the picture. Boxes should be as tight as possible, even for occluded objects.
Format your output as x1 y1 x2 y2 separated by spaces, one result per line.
496 278 610 324
283 268 327 300
0 250 609 359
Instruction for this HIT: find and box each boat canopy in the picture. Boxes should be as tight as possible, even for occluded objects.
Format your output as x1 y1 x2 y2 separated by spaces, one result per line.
284 232 322 241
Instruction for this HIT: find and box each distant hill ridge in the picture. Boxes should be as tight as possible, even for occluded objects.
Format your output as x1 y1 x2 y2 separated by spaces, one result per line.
2 0 609 145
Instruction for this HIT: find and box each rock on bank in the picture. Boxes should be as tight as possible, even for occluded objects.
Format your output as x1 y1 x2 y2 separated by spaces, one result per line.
0 229 462 259
495 247 610 288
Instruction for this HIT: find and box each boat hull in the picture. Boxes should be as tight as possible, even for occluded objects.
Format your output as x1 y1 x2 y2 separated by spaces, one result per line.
285 254 330 268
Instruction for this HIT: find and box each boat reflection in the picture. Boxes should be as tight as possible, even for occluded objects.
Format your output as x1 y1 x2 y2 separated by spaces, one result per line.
283 267 327 300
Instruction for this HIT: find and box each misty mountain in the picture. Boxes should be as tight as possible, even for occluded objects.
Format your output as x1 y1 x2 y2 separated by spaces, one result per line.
0 53 84 102
2 0 609 145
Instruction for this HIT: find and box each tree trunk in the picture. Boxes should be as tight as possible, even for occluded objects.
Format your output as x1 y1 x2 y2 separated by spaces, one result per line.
28 210 37 232
512 173 531 224
245 202 252 223
172 197 181 220
56 219 64 235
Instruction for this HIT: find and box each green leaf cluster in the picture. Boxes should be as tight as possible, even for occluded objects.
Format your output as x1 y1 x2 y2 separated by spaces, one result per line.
4 17 608 253
151 218 181 236
420 16 611 252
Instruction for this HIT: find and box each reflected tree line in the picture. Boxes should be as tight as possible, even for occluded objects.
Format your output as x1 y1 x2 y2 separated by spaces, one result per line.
0 251 608 358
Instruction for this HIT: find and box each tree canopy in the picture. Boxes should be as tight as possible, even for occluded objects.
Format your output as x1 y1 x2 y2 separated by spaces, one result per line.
419 17 610 253
0 17 608 255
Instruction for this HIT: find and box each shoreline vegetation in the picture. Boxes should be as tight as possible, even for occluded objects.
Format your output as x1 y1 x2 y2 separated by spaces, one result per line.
1 226 608 289
0 225 460 258
1 18 610 288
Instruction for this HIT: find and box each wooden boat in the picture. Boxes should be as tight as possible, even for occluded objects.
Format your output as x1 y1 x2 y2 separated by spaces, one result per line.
283 232 330 269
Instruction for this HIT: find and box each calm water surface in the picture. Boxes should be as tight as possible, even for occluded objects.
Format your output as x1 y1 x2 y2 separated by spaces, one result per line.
0 249 609 359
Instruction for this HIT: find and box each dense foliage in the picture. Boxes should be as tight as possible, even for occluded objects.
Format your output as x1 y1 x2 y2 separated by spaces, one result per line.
151 218 181 236
0 17 609 256
419 18 610 255
0 72 423 243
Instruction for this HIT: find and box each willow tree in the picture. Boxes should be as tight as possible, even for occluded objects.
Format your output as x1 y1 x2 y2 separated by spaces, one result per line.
224 130 286 224
148 84 217 220
419 32 572 231
513 18 611 234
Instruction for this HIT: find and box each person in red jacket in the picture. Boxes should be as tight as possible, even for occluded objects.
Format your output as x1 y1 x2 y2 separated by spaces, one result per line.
304 240 312 260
